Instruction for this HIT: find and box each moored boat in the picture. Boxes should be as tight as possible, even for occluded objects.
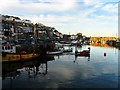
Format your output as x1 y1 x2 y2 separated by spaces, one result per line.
46 49 63 55
75 51 90 56
2 44 40 63
2 53 40 63
75 47 90 56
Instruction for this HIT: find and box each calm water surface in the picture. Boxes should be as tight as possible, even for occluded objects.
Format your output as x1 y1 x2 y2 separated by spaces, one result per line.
2 45 119 88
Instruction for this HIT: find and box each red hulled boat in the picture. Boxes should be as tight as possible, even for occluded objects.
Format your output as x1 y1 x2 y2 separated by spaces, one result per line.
75 47 90 56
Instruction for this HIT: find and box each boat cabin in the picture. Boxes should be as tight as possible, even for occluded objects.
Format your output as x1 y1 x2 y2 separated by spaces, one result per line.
2 45 16 53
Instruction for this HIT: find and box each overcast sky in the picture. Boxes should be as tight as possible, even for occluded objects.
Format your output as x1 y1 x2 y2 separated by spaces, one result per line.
0 0 119 37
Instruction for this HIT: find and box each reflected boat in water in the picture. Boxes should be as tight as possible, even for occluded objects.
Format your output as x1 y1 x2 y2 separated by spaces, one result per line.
2 56 55 80
74 54 90 64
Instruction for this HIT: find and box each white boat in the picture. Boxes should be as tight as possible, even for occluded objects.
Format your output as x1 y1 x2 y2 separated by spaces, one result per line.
62 44 71 46
47 50 63 55
55 43 63 48
55 43 71 46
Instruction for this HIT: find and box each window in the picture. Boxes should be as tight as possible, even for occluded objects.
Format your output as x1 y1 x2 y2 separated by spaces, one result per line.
8 46 10 49
2 47 4 50
5 46 7 50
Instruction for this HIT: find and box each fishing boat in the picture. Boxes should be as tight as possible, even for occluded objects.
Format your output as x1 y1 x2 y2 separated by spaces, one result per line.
75 47 90 56
2 44 40 63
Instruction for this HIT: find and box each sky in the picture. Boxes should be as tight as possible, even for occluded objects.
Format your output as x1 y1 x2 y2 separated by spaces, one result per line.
0 0 119 37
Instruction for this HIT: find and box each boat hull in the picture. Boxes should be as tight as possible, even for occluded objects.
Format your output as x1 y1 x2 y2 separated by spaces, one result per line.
1 53 40 63
75 51 90 56
47 51 63 55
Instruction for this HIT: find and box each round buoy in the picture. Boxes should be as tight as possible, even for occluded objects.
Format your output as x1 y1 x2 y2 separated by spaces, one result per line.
21 56 24 59
104 52 106 56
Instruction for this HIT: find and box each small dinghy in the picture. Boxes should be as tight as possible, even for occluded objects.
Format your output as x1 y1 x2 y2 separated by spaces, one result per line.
75 47 90 56
47 49 63 55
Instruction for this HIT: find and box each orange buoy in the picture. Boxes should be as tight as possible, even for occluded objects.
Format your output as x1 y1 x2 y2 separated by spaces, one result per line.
104 52 106 56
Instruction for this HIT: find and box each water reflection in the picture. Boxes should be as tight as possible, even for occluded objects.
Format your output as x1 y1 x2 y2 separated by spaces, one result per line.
2 45 118 88
2 56 54 80
74 55 90 64
90 43 115 48
25 62 48 79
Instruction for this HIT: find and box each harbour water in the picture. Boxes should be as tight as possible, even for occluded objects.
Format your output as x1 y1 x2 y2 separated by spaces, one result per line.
2 44 119 88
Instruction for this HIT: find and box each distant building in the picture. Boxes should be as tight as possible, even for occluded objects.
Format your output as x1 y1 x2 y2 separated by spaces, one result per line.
71 35 77 40
90 37 116 44
63 34 71 41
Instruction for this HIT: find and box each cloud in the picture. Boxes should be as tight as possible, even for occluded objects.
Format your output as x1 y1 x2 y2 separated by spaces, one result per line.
20 14 74 25
94 3 104 8
49 66 75 80
0 0 19 11
20 13 117 26
84 0 98 6
83 0 119 4
102 4 118 13
0 0 77 14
